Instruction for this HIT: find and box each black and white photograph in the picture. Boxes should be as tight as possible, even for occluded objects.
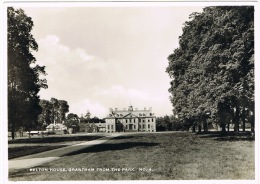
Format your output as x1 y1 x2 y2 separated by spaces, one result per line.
0 1 258 183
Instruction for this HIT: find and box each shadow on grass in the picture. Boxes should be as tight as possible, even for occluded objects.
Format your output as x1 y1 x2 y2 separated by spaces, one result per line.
65 142 159 156
9 169 37 179
9 145 67 159
111 136 143 140
197 131 254 141
8 135 104 144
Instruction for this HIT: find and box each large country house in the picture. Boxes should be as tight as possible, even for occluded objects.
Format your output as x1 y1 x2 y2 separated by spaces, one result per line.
104 105 156 133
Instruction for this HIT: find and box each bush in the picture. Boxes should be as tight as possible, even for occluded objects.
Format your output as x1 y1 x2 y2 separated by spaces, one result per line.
47 131 56 135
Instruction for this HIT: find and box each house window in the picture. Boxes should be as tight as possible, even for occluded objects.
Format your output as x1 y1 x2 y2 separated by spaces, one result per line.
130 119 132 123
148 119 150 122
152 118 154 122
126 125 128 129
134 125 136 129
148 124 150 129
126 119 128 123
108 125 110 129
111 125 113 130
143 119 145 123
143 124 145 129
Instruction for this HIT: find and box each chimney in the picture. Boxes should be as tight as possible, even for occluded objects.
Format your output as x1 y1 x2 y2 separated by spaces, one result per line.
109 108 113 113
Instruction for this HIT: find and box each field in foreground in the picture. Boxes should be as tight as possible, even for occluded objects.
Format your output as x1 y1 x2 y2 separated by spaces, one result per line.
9 132 254 180
8 134 105 159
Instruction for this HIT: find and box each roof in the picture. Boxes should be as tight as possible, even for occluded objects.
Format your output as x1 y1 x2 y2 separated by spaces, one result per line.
46 123 67 130
105 106 156 119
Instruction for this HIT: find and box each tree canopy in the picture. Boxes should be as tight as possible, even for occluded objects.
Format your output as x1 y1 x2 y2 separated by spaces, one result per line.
38 98 69 128
8 7 48 139
166 6 254 132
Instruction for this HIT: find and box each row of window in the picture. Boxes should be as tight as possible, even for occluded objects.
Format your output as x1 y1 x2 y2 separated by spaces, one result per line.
107 124 154 130
125 124 153 129
121 118 154 123
107 125 114 130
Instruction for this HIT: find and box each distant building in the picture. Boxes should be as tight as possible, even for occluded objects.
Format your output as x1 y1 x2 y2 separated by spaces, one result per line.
46 123 67 134
79 117 106 133
104 105 156 133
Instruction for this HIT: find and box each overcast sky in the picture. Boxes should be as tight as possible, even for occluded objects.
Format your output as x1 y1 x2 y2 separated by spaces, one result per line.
18 4 204 118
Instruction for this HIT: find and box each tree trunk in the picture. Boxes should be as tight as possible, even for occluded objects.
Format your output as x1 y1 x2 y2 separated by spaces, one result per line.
242 106 246 132
192 125 196 133
234 106 240 132
227 122 230 132
198 124 202 133
221 123 226 134
203 119 208 133
11 122 15 140
251 111 254 133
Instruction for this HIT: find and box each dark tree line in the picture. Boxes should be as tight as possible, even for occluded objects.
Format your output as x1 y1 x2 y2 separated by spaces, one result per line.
166 6 254 133
156 115 182 131
8 7 48 139
38 98 69 128
66 112 105 133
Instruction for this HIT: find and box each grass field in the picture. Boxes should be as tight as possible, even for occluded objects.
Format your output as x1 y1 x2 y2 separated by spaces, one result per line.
8 134 105 159
9 131 254 180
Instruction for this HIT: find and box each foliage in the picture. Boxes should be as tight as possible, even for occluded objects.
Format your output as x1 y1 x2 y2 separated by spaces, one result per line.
65 113 79 128
79 111 92 123
156 115 182 131
38 98 69 128
38 99 52 129
166 6 254 132
8 7 48 139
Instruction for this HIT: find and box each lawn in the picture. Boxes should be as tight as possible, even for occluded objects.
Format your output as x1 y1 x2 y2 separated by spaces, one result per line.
8 134 105 159
9 131 255 180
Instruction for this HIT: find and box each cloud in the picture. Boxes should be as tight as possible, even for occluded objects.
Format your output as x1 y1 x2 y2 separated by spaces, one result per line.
36 35 97 65
22 6 206 117
94 85 163 103
35 35 110 109
75 48 94 61
34 34 172 117
92 84 172 117
70 99 107 118
35 34 108 85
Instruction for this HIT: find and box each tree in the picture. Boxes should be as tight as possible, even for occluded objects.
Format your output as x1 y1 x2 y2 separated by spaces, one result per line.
156 115 182 131
85 110 91 122
50 97 59 124
38 98 69 127
166 6 254 134
65 113 79 133
156 117 165 131
57 100 69 123
38 99 52 129
8 7 47 139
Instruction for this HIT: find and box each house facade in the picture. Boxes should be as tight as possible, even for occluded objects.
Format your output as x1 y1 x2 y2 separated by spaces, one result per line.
104 105 156 133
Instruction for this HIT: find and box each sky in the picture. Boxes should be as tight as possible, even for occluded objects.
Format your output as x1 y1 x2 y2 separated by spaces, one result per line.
17 4 204 118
